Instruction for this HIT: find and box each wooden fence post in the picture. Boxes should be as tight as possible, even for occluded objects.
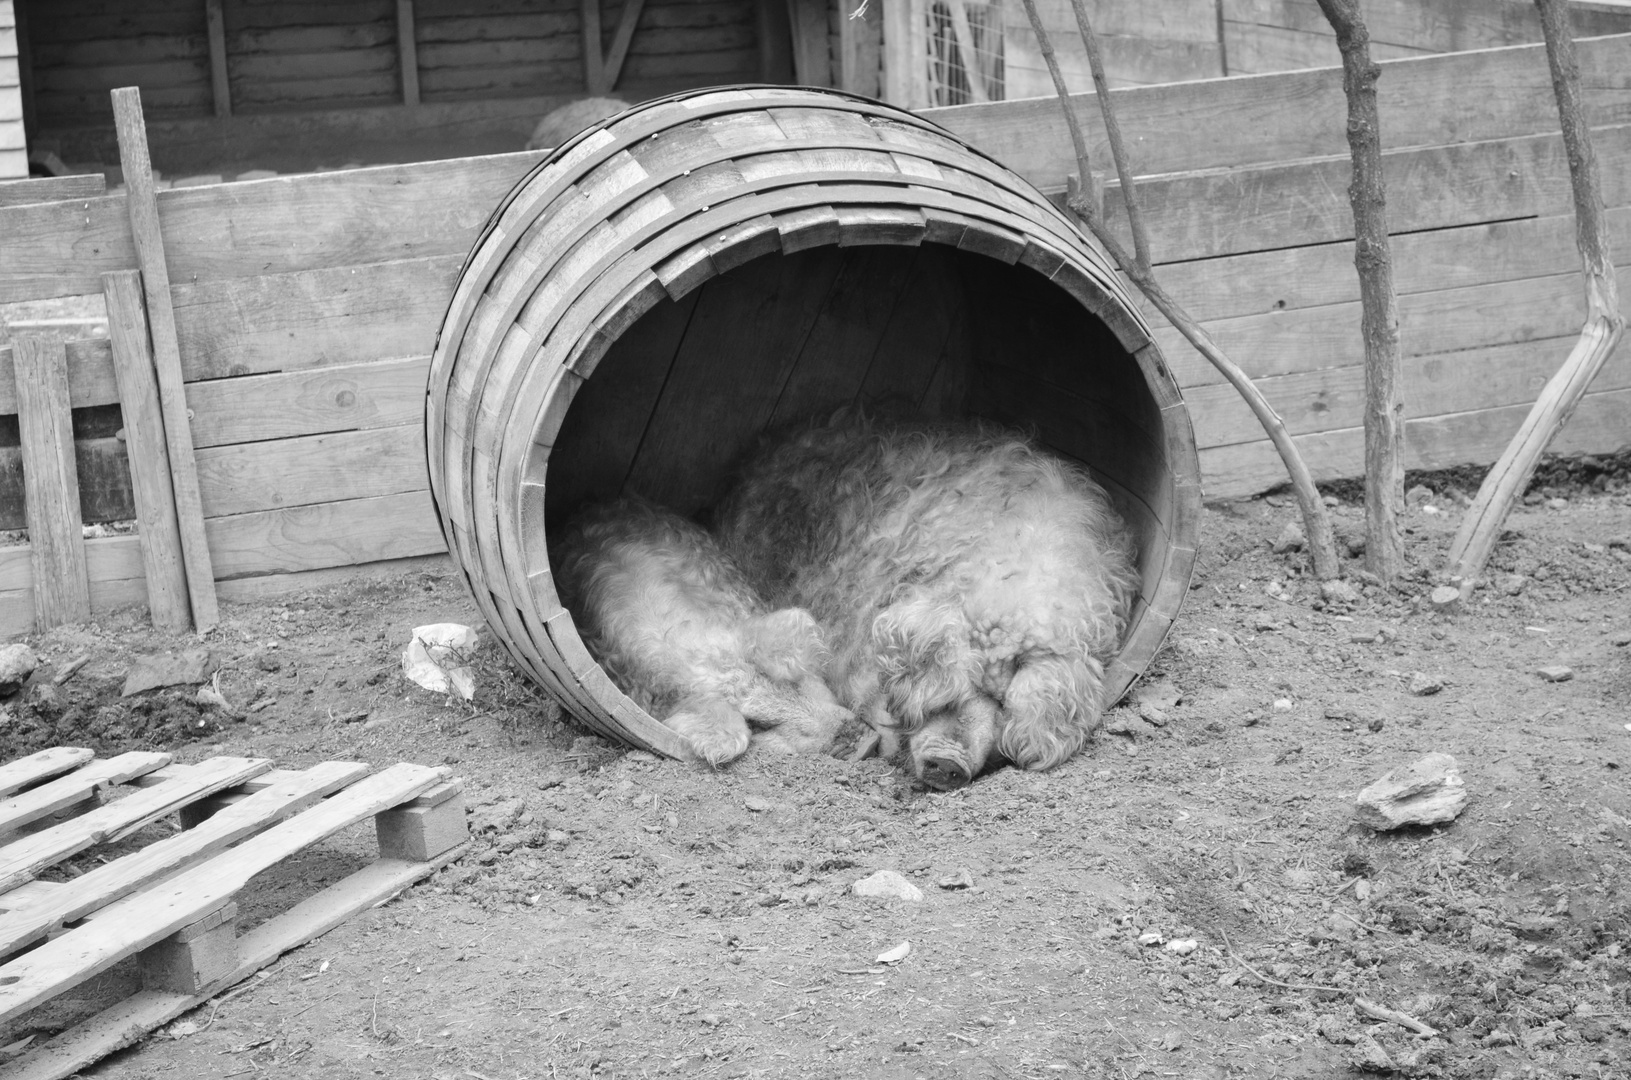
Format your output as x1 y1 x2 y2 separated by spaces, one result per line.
14 336 91 629
396 0 420 106
111 86 219 631
205 0 230 118
103 269 192 632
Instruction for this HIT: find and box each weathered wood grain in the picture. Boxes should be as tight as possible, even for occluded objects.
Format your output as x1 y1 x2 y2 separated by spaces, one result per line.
169 255 460 381
186 354 432 449
0 763 447 1028
114 87 217 630
194 424 428 518
0 748 94 801
1155 262 1631 389
104 270 190 632
14 336 90 629
923 32 1631 188
1185 331 1631 451
0 173 104 207
0 751 172 840
1101 123 1631 262
204 489 445 579
0 756 271 894
1200 385 1631 498
0 761 370 960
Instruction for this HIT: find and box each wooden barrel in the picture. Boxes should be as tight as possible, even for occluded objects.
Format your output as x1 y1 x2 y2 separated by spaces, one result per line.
426 86 1200 759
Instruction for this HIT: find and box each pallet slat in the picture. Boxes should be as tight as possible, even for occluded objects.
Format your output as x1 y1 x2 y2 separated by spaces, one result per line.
0 761 370 959
0 753 172 839
0 749 94 800
0 757 273 895
13 337 90 629
0 762 448 1026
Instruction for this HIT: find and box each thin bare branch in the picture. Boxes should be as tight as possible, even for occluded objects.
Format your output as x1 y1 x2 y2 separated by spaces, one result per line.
1447 0 1625 582
1018 0 1341 580
1064 0 1150 272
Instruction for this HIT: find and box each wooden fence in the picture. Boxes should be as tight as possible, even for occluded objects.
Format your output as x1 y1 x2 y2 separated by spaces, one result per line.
2 33 1630 634
927 31 1631 497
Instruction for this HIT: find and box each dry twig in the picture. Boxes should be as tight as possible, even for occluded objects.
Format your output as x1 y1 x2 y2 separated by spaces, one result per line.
1448 0 1625 581
1355 995 1440 1037
1218 929 1345 995
1016 0 1340 580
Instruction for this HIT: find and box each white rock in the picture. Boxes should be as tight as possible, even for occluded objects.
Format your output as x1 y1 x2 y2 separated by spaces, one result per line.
876 941 911 964
1429 585 1461 614
1272 698 1294 712
1536 665 1574 683
1137 931 1164 946
1164 938 1198 956
1354 752 1469 830
851 870 923 902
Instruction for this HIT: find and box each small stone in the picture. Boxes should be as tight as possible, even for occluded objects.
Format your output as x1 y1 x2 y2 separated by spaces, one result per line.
1131 677 1181 711
1354 752 1469 830
1271 522 1306 555
1163 938 1198 956
1536 665 1574 683
851 870 924 902
1405 484 1434 507
1349 1034 1395 1071
1157 1029 1185 1052
1254 615 1281 633
1137 931 1164 946
1272 698 1293 713
0 644 38 695
743 795 774 812
1340 530 1367 558
1611 632 1631 647
122 648 217 697
1367 717 1384 733
938 867 976 890
1407 672 1443 696
1428 585 1461 614
1320 579 1360 605
1137 702 1168 726
1547 497 1569 510
1499 573 1528 596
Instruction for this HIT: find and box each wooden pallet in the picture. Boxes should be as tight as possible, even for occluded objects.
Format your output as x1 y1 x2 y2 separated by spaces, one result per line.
0 746 468 1080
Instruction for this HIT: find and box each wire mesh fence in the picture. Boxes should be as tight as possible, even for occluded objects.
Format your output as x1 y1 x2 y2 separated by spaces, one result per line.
926 0 1005 105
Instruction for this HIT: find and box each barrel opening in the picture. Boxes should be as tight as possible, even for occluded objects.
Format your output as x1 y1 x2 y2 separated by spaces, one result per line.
542 239 1173 619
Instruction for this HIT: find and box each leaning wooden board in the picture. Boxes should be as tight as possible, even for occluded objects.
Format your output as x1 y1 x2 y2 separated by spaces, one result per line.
0 747 467 1080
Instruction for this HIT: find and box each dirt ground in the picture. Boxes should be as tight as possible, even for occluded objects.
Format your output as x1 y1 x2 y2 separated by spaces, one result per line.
4 459 1630 1080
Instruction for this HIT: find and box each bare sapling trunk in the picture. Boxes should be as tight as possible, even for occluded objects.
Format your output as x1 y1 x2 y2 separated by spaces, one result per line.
1017 0 1341 581
1446 0 1625 583
1315 0 1405 587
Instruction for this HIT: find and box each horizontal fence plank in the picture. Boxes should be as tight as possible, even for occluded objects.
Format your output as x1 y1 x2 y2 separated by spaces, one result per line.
0 338 119 414
156 153 541 281
0 535 150 636
206 489 446 579
1201 385 1631 499
187 354 432 448
1161 262 1631 390
1187 332 1631 451
1103 123 1631 262
0 174 107 208
0 194 135 303
1140 205 1631 324
0 154 540 304
171 256 460 380
923 32 1631 189
195 425 429 518
213 553 451 602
